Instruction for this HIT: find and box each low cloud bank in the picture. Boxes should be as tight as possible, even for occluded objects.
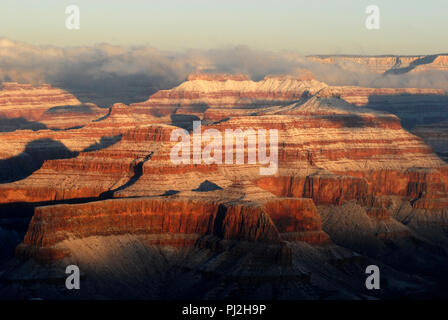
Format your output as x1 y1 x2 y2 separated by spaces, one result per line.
1 38 447 106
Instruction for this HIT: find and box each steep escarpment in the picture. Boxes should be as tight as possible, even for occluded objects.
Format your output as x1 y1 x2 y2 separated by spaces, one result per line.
16 196 327 265
315 86 448 161
308 54 448 74
412 121 448 162
1 74 448 299
0 82 109 130
2 77 446 230
0 100 175 204
0 82 80 119
318 86 445 107
130 73 327 117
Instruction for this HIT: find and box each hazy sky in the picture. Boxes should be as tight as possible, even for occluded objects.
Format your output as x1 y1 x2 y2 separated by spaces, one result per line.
1 0 447 54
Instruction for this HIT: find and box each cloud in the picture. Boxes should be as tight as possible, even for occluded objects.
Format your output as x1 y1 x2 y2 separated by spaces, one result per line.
0 38 447 107
0 38 198 106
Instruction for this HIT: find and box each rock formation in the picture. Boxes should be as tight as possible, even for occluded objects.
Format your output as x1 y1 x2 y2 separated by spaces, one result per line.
0 82 108 130
0 73 447 299
308 54 448 74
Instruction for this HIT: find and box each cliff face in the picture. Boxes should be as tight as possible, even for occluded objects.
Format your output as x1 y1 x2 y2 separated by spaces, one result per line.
1 74 447 297
412 121 448 162
308 54 448 74
130 73 327 117
16 196 328 264
187 73 251 81
256 168 447 209
128 73 448 167
0 82 108 130
0 82 80 119
319 86 445 106
315 85 448 162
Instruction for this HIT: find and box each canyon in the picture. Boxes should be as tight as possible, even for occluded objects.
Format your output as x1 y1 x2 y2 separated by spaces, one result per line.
308 54 448 74
0 72 447 299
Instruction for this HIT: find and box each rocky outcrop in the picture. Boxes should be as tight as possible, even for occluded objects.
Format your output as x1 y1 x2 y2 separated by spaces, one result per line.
0 74 446 296
0 82 81 120
187 73 250 81
39 103 109 129
308 54 448 74
16 196 327 264
318 86 445 106
411 122 448 162
316 85 448 162
130 73 327 117
0 82 109 130
256 174 369 205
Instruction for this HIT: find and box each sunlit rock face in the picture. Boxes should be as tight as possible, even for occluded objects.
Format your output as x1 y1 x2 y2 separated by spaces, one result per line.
0 82 109 131
0 82 81 118
1 73 447 299
130 72 327 117
308 54 448 74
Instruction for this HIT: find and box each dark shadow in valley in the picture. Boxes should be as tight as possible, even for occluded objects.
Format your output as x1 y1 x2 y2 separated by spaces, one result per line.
0 133 126 255
0 150 152 238
92 107 112 122
36 104 110 131
0 116 84 133
0 196 111 262
212 204 227 238
364 93 448 162
161 190 180 196
364 94 448 129
99 152 153 199
83 134 122 152
0 139 78 184
321 114 367 128
0 105 111 132
192 180 223 192
0 134 123 184
44 104 95 115
0 117 47 132
170 114 200 132
208 117 230 125
51 125 86 131
50 74 184 107
384 55 438 75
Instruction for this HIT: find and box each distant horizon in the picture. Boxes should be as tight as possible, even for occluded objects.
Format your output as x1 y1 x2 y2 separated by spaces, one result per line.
1 0 447 55
2 36 448 58
2 34 448 108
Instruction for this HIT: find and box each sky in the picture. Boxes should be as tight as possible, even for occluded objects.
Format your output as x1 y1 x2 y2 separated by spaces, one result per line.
0 0 447 55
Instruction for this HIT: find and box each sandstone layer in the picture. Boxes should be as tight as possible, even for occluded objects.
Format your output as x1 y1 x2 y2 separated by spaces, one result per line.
0 82 108 131
0 74 447 299
308 54 448 74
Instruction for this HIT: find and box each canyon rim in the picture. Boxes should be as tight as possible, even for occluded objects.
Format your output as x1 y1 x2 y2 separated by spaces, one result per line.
0 1 448 303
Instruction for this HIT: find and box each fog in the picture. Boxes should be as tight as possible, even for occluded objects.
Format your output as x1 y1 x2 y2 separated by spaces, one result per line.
0 38 447 107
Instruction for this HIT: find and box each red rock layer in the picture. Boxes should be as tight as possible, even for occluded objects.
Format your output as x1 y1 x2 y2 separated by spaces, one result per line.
130 73 327 117
412 121 448 162
318 86 445 106
1 78 447 267
307 54 448 74
256 175 369 205
16 196 326 263
187 73 251 81
0 82 81 120
256 168 447 209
